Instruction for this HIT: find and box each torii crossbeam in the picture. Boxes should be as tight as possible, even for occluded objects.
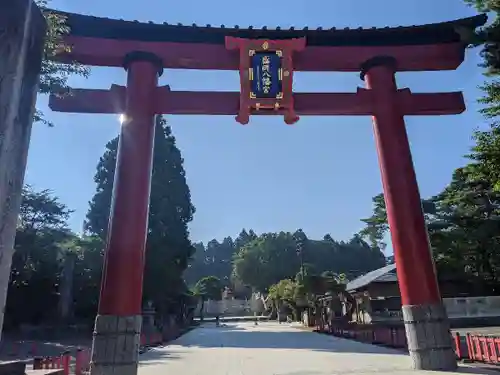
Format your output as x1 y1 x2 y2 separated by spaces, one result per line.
49 86 464 116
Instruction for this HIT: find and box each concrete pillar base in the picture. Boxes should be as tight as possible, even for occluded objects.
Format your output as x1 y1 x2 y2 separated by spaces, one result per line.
90 315 142 375
402 303 457 371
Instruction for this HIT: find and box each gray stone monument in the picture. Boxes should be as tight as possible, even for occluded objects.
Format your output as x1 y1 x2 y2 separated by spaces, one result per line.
58 252 76 321
0 0 46 340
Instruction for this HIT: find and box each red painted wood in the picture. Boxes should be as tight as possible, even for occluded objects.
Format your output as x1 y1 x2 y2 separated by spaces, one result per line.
60 35 465 72
364 63 441 306
97 60 158 316
49 88 465 116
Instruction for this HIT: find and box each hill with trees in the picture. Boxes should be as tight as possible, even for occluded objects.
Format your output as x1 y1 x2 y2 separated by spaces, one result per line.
185 229 387 296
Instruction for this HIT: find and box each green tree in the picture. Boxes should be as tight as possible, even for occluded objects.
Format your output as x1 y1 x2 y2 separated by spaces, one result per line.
71 235 105 320
184 229 257 298
461 1 500 190
193 276 223 301
84 115 196 316
464 1 500 74
192 275 222 320
358 194 388 251
233 232 299 291
268 279 298 314
203 238 235 286
426 167 500 289
6 186 74 327
234 229 258 250
360 176 500 293
233 231 385 292
2 187 110 328
184 242 209 285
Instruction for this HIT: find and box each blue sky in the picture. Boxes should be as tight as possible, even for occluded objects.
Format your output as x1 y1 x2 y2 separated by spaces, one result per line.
27 0 486 251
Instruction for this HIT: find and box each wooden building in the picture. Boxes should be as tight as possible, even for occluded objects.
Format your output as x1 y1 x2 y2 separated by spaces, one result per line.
345 264 489 324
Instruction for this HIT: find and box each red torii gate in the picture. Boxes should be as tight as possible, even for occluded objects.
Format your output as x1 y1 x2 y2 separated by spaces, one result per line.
47 10 486 374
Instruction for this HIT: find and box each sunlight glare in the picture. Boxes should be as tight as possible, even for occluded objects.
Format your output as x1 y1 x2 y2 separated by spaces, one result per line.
118 114 126 125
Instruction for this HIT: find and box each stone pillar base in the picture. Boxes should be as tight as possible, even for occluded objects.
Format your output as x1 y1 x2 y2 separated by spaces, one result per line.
402 303 457 371
90 314 142 375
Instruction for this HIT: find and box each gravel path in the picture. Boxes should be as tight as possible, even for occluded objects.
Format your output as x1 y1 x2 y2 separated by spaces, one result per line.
138 322 495 375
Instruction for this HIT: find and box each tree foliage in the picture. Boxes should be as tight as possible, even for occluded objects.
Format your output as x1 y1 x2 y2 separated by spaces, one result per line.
187 229 385 294
267 271 348 320
7 184 386 328
5 187 103 327
193 276 222 301
7 186 71 326
85 116 196 315
268 279 297 308
184 230 258 297
358 166 500 293
36 0 89 125
461 1 500 189
358 194 388 251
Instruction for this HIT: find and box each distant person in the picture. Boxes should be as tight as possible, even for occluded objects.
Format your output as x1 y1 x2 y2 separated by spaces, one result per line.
215 315 220 327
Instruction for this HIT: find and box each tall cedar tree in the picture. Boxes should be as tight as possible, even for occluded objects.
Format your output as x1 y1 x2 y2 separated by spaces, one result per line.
85 116 196 314
464 1 500 189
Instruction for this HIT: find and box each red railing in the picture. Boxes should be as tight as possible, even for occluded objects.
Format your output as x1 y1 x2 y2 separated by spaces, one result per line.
33 352 70 373
322 324 408 349
30 331 165 375
463 332 500 365
33 348 90 375
315 324 500 367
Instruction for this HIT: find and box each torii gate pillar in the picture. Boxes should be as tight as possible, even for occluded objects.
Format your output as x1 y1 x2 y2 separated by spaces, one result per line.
90 52 162 375
362 56 457 371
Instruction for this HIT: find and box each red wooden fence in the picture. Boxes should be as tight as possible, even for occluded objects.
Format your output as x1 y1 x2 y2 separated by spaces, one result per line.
316 323 500 367
30 331 164 375
464 332 500 365
33 349 89 375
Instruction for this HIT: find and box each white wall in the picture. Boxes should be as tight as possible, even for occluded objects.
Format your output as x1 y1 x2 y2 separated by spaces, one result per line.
199 299 249 316
199 296 265 316
362 296 500 324
443 296 500 318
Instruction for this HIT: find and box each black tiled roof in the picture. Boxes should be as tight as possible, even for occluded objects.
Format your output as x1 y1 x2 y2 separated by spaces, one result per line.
51 10 487 47
346 264 397 291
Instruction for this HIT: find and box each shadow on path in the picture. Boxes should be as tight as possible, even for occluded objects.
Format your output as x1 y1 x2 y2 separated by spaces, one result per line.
175 323 408 355
0 337 91 362
139 346 183 366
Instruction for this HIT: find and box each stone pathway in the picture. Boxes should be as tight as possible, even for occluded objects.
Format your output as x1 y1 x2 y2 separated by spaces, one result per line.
138 322 496 375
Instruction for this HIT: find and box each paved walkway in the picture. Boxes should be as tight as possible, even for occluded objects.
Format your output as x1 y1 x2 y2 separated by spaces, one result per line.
138 322 496 375
194 316 269 322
